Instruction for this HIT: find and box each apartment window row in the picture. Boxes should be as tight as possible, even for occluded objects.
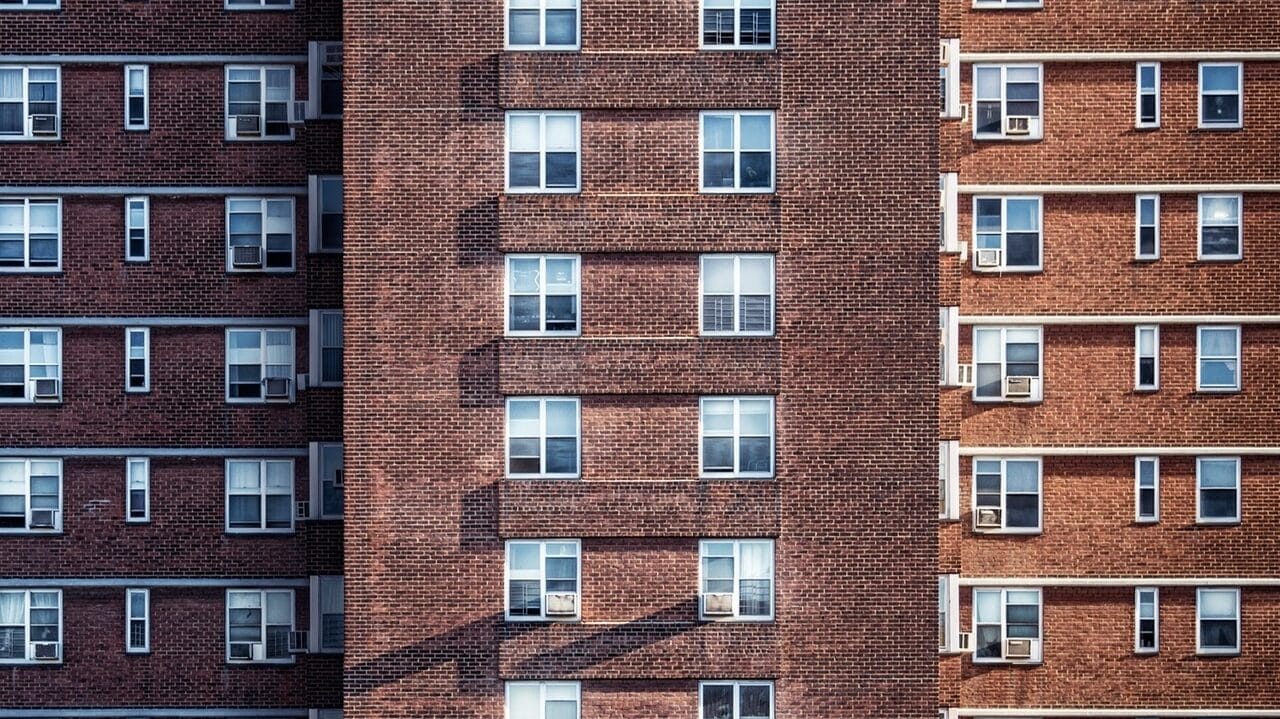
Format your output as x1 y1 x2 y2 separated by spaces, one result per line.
507 539 774 622
506 111 775 194
505 0 774 50
506 396 774 479
506 681 774 719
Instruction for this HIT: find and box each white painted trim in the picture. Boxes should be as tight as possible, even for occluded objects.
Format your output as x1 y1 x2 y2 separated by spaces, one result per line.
123 65 148 131
939 440 960 521
1134 586 1159 654
0 448 307 458
0 55 306 65
0 317 306 327
698 110 777 194
954 710 1280 718
941 40 962 119
0 578 308 588
1134 456 1159 523
124 587 150 653
959 314 1280 325
0 186 306 196
959 51 1280 63
125 457 150 523
940 173 960 251
959 446 1280 456
959 183 1280 194
124 327 150 393
504 111 582 194
961 577 1280 587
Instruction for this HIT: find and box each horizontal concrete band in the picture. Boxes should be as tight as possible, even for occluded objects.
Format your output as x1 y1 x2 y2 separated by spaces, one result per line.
954 711 1280 718
960 577 1280 587
0 712 309 719
0 448 308 458
959 446 1280 456
0 186 307 196
0 55 307 65
958 184 1280 194
0 578 309 588
960 315 1280 325
0 317 307 327
959 51 1280 63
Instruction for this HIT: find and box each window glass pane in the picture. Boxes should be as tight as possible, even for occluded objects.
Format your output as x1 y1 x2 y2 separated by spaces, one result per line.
1005 199 1038 231
975 68 1001 99
545 10 577 45
739 115 771 150
1139 65 1156 88
703 685 733 719
508 400 541 437
509 10 540 44
1200 329 1237 356
974 590 1001 622
544 115 576 151
702 257 735 294
545 400 576 436
1201 590 1237 618
1202 66 1240 92
509 543 540 571
739 686 771 718
738 257 772 294
1005 461 1038 492
509 116 540 152
702 400 734 432
702 116 733 150
1199 459 1237 487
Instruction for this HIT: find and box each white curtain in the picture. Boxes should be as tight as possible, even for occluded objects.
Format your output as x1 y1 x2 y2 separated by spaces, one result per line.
321 577 343 614
739 542 772 579
0 592 23 625
0 71 20 101
227 461 260 491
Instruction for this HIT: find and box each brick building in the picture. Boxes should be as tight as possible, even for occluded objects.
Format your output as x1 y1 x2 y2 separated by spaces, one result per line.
938 0 1280 715
0 1 345 717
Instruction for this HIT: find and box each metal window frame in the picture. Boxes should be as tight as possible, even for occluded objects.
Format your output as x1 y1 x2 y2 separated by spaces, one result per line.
504 254 583 337
125 456 150 523
503 539 581 622
123 64 149 131
504 0 582 51
971 456 1043 534
125 587 150 653
504 396 581 479
224 458 296 534
698 253 776 337
698 395 776 479
1198 61 1243 130
698 538 775 622
223 588 296 664
699 110 777 194
698 0 777 51
223 327 296 404
504 111 582 194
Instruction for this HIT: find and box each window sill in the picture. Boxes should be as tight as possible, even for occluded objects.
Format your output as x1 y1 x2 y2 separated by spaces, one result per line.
505 616 581 624
699 45 777 52
700 474 775 480
972 658 1042 665
1195 519 1241 526
1196 124 1244 131
699 332 777 339
225 529 297 536
1195 388 1241 395
699 188 776 195
972 528 1042 536
224 137 296 144
0 137 62 143
0 659 61 666
700 616 774 624
506 475 581 481
1197 256 1243 263
1196 649 1241 657
971 397 1043 405
226 269 298 275
972 135 1042 142
971 266 1042 274
225 659 297 665
0 269 61 274
505 45 582 53
504 188 582 196
505 332 583 339
0 529 62 535
1134 387 1159 393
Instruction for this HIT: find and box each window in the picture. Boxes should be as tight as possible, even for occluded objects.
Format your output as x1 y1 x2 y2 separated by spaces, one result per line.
973 457 1041 533
701 111 775 193
125 327 149 392
973 196 1041 270
308 42 342 118
227 197 295 271
226 328 295 403
940 173 959 251
0 197 59 271
940 40 960 119
125 196 149 262
700 396 775 478
506 112 580 193
699 539 774 620
126 457 149 523
1135 194 1159 260
1198 194 1242 260
938 574 961 651
700 681 774 719
311 576 343 653
125 588 149 654
0 459 60 532
0 0 60 8
939 440 959 521
1197 325 1240 392
1197 456 1240 524
1197 588 1240 655
0 590 61 663
0 66 59 140
226 589 294 663
1135 587 1158 653
973 65 1041 140
940 307 960 386
1199 62 1242 129
1134 325 1158 391
505 540 580 621
124 65 148 130
700 254 774 336
973 587 1041 663
506 397 580 478
226 0 293 7
505 255 580 336
972 326 1041 402
701 0 774 50
507 0 579 50
973 0 1041 8
0 328 60 403
1134 456 1158 523
226 459 294 533
311 442 343 519
310 310 343 386
224 66 294 140
1136 63 1159 128
308 175 343 252
506 682 580 719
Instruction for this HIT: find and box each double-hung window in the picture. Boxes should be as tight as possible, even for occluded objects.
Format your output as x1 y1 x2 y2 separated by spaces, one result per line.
1134 325 1158 391
308 42 342 118
226 0 293 8
973 587 1041 663
1199 62 1242 129
699 539 774 621
0 66 59 140
1135 587 1158 653
1197 456 1240 524
506 682 580 719
972 0 1041 8
124 65 148 130
700 681 774 719
507 0 579 50
700 396 774 478
1134 456 1158 523
973 196 1041 271
226 589 294 663
311 442 344 519
0 0 60 8
311 576 343 652
226 459 294 533
701 254 774 336
225 66 294 140
506 112 580 193
310 310 343 386
973 65 1041 140
0 328 60 403
973 457 1041 533
125 196 149 262
0 459 60 532
125 588 149 653
505 540 580 621
126 457 149 523
225 328 295 403
0 197 59 271
308 175 343 253
701 111 775 193
701 0 774 50
506 255 580 336
938 574 961 651
1136 63 1159 128
1197 325 1240 392
1198 194 1242 260
972 326 1041 402
506 397 580 478
1135 195 1159 260
0 590 61 663
1197 588 1240 655
227 197 295 271
125 327 149 392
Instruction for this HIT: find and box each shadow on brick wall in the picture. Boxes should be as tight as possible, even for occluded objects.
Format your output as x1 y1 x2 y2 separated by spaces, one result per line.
457 199 499 267
459 339 501 408
460 55 500 115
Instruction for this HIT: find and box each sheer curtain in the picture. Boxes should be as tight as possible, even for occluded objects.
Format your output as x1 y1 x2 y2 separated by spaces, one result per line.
0 592 22 626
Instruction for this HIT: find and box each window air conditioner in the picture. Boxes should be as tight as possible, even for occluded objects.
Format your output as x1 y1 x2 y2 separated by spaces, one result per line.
235 114 262 136
264 377 292 400
295 501 310 520
1003 376 1034 398
975 248 1002 268
333 469 344 488
232 245 263 268
29 509 56 529
31 642 60 661
702 592 735 616
32 378 60 401
288 630 309 654
1005 638 1034 659
1005 115 1032 136
29 114 58 136
975 507 1003 529
544 593 578 617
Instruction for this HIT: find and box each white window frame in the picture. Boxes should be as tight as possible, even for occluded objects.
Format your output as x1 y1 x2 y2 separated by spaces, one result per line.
125 327 150 393
939 440 960 521
1134 324 1158 391
505 0 581 51
971 456 1042 534
1134 586 1159 654
0 0 61 9
0 327 61 404
504 111 581 194
972 0 1042 8
126 457 150 524
699 0 776 51
224 589 295 664
971 326 1043 403
972 587 1042 664
940 40 961 119
1197 587 1241 655
1196 456 1241 525
223 65 295 141
124 64 148 131
0 589 61 664
938 573 961 652
699 110 776 194
1135 194 1159 260
504 254 582 337
1197 193 1242 261
972 64 1042 140
1134 456 1158 524
309 309 343 387
1135 62 1160 129
504 539 581 622
124 196 149 262
224 328 296 404
225 0 294 8
940 306 960 386
505 397 581 479
307 41 343 119
225 458 295 534
698 681 775 719
1198 62 1243 130
940 173 959 252
699 254 776 337
308 441 344 520
0 196 61 272
698 538 775 622
0 65 60 141
699 396 775 479
309 575 343 654
504 681 581 719
225 197 296 272
125 588 149 654
0 458 62 533
1196 325 1241 393
307 175 343 253
971 195 1043 272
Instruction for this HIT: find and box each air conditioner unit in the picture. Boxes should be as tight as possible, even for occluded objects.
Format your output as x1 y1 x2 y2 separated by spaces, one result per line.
1004 376 1034 398
544 593 578 617
235 114 262 136
939 41 951 65
232 244 263 268
957 632 973 652
702 592 735 616
975 248 1003 268
229 641 263 661
29 509 56 529
289 100 308 126
958 240 969 263
975 507 1003 529
956 364 976 388
32 378 60 401
295 501 310 520
31 642 59 661
288 630 309 654
333 469 344 488
1005 115 1032 136
264 377 292 400
1005 638 1034 659
29 114 58 136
